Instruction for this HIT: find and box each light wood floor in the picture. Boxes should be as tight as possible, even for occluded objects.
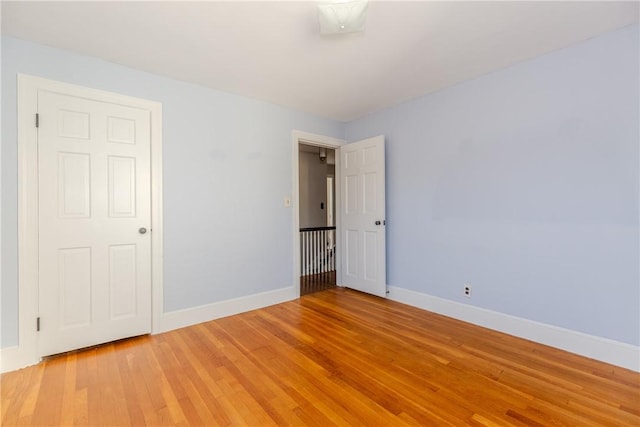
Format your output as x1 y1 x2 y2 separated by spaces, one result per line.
2 288 639 426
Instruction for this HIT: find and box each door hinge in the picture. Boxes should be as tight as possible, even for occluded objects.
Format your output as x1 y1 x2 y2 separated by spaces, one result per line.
35 113 39 128
36 317 40 332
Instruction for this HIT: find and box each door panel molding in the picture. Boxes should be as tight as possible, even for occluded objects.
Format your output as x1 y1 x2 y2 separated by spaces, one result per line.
339 135 386 297
38 89 152 356
11 74 163 371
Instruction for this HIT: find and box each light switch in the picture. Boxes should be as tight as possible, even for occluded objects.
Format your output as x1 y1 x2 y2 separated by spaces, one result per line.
284 197 291 208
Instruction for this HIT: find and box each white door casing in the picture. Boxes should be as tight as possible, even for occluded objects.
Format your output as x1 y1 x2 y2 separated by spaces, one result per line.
38 91 152 356
339 135 386 297
291 131 345 297
11 75 163 371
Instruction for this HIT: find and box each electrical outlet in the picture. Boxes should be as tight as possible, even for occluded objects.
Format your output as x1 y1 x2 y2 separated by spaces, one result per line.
464 285 471 298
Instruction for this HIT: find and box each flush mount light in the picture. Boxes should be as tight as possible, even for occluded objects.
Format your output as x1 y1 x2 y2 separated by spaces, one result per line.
317 0 368 35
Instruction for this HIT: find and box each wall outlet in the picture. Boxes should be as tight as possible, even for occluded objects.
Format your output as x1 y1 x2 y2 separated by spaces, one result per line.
464 285 472 298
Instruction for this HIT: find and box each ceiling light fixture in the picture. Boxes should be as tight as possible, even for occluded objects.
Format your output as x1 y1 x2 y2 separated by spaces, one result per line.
317 0 368 35
319 147 327 162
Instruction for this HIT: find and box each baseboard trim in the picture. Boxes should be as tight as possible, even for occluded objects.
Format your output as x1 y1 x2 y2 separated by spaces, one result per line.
0 345 39 374
387 286 640 372
157 286 297 334
6 285 634 372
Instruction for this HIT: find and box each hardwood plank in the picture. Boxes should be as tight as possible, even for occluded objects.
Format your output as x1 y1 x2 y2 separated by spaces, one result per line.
300 271 336 296
31 358 65 426
113 340 147 427
2 288 639 426
59 353 77 427
2 365 44 426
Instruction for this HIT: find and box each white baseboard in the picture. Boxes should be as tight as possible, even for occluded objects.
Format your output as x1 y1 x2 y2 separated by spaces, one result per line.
387 286 640 372
6 285 634 372
0 345 39 374
157 286 297 334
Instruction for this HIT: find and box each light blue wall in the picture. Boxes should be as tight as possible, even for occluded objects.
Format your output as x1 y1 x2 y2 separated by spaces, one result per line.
1 36 344 348
3 24 639 350
346 24 639 346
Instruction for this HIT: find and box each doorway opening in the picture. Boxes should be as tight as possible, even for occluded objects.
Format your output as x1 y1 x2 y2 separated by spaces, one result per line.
298 143 337 295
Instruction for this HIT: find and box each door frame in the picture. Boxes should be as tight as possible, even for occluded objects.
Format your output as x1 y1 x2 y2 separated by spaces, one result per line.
14 74 163 369
292 130 345 297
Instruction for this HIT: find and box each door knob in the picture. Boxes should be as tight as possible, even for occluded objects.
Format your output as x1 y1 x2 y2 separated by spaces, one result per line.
139 227 147 234
375 220 381 225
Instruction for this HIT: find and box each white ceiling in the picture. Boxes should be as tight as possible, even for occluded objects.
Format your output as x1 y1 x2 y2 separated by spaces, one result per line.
2 1 638 122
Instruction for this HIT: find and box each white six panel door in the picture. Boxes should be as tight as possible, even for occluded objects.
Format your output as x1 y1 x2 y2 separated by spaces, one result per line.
38 90 152 356
340 135 386 297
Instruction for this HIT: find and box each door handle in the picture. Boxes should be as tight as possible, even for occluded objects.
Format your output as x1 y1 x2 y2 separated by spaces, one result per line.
139 227 147 234
375 221 381 225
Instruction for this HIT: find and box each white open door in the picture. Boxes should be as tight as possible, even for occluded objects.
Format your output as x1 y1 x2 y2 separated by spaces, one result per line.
339 135 386 297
